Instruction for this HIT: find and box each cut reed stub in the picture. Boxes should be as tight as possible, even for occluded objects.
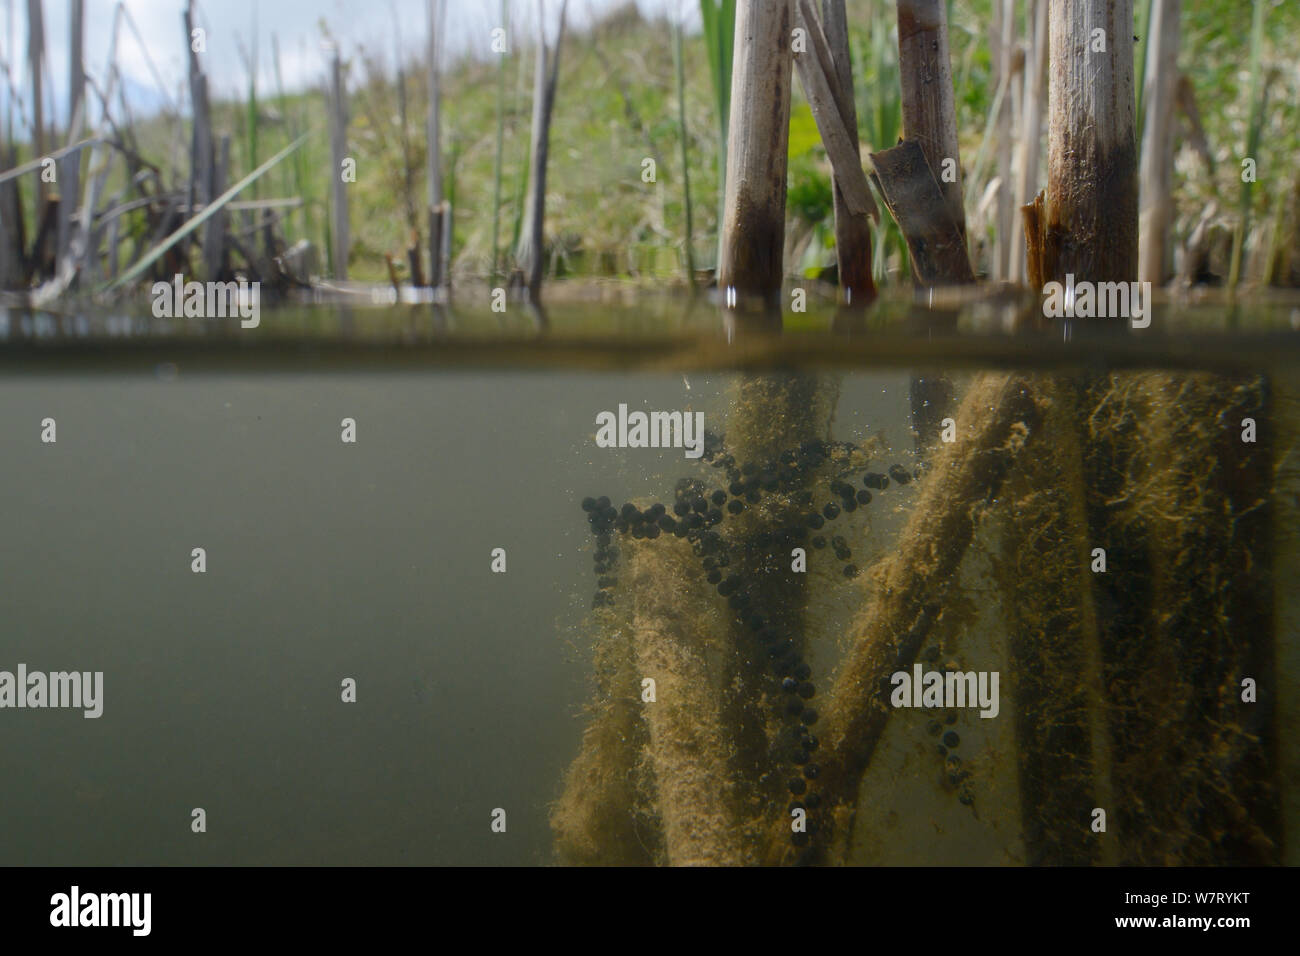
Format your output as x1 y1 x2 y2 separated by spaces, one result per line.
869 140 975 287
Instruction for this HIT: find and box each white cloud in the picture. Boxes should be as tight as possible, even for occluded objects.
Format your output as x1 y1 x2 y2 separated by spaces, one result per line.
3 0 695 129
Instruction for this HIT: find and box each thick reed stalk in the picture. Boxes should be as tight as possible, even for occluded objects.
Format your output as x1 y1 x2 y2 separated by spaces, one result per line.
1043 0 1137 283
718 0 793 306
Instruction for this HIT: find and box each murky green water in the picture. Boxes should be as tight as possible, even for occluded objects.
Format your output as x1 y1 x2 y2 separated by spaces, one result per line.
1 294 1296 865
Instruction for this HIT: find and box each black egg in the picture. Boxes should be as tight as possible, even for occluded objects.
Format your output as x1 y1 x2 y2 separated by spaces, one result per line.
800 708 819 725
843 498 857 513
943 731 960 748
711 489 727 506
621 503 638 521
659 516 676 531
804 764 820 780
791 749 810 766
788 777 807 795
596 496 611 511
927 720 942 736
958 789 975 806
856 489 872 505
863 473 888 490
805 792 822 809
745 490 761 504
784 698 804 716
727 499 744 514
812 536 827 549
645 524 661 539
707 570 722 584
888 464 912 485
794 663 811 681
782 677 798 693
581 496 597 512
804 735 818 752
807 513 825 530
797 682 815 700
843 564 858 578
823 502 840 520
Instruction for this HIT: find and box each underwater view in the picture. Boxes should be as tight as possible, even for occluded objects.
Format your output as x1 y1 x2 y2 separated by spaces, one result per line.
0 294 1296 871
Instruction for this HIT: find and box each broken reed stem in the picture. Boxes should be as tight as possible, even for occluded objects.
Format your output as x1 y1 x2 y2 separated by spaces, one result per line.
787 372 1044 864
820 0 876 306
792 1 874 220
1021 191 1045 290
895 0 967 244
1010 0 1048 285
869 139 974 285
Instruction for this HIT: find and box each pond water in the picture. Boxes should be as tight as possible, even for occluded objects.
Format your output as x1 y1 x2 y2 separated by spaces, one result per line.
0 290 1296 865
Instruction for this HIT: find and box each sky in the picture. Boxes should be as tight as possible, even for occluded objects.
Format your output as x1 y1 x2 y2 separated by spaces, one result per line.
3 0 698 131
